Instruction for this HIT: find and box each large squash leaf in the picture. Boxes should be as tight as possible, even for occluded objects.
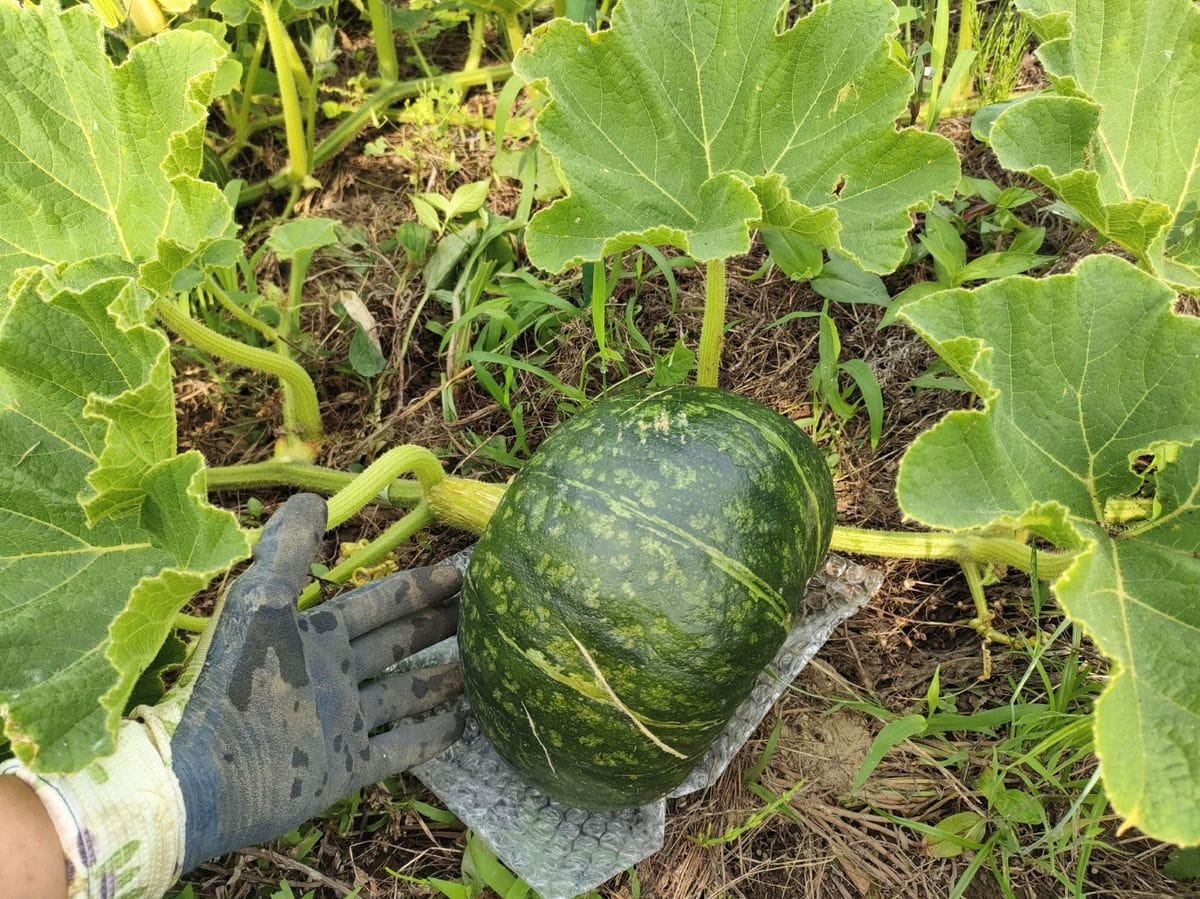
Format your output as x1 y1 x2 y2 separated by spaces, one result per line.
515 0 959 274
0 0 238 293
988 0 1200 292
0 272 250 773
0 3 250 772
897 255 1200 844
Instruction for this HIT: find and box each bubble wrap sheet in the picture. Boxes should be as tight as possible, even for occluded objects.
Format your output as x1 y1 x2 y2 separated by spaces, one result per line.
410 554 881 899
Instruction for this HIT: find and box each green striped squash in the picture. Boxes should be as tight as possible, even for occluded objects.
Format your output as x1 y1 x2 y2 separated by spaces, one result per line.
459 387 835 809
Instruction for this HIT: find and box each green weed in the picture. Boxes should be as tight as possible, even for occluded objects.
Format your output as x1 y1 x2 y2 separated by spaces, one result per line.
974 4 1033 105
883 187 1055 329
841 574 1119 898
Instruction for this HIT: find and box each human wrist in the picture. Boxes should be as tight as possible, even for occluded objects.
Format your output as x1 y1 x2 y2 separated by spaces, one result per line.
0 718 187 899
0 775 68 898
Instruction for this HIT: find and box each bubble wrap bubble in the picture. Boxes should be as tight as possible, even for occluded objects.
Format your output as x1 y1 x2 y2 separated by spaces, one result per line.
407 553 881 899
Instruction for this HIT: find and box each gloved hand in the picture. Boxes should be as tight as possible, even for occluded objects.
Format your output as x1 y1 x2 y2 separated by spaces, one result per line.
171 492 465 870
0 494 466 898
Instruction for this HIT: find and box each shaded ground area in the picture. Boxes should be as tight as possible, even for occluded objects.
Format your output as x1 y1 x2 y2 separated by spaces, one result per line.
178 79 1183 899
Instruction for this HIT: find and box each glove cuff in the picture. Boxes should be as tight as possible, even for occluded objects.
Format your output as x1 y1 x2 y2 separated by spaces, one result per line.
0 717 187 898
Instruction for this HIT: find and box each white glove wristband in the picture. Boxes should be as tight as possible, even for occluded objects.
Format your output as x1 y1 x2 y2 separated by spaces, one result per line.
0 716 187 899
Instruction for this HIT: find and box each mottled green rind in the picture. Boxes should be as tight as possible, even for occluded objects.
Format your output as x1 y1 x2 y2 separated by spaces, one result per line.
460 387 835 810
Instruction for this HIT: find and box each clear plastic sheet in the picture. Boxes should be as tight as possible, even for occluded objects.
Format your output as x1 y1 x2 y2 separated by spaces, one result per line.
408 553 881 899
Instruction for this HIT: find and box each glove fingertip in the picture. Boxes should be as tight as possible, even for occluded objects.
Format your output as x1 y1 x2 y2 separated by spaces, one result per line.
445 545 474 577
361 710 467 785
232 493 328 608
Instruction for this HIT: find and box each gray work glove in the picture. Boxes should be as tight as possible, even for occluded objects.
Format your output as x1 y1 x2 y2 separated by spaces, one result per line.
0 494 466 897
171 493 466 871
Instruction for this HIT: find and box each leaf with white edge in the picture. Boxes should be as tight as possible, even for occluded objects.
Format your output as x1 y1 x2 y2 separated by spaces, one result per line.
0 0 237 290
989 0 1200 291
0 271 250 772
515 0 959 273
896 255 1200 843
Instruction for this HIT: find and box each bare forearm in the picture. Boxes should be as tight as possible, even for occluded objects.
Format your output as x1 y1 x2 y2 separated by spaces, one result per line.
0 775 68 899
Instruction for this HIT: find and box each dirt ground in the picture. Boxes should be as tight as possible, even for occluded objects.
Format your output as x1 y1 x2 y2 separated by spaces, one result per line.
176 85 1187 899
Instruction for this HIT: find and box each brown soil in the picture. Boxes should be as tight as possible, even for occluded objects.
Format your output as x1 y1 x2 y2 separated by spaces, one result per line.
177 77 1184 899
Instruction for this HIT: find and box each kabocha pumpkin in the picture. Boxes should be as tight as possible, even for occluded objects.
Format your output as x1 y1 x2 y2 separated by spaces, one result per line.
458 387 835 810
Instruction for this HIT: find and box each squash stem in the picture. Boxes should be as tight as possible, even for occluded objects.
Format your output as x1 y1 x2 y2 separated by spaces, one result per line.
427 476 507 535
829 525 1073 580
206 461 425 506
367 0 399 82
324 446 446 529
173 612 210 634
464 10 485 71
962 559 1014 646
501 12 525 57
153 297 323 448
225 25 267 160
696 258 727 387
204 275 280 343
298 503 433 609
258 0 309 184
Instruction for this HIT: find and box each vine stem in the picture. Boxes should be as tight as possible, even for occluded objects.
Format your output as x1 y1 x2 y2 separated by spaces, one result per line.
173 612 209 634
406 476 1076 584
962 559 1014 646
224 25 267 161
206 461 424 505
696 258 727 387
324 446 446 529
258 0 309 184
153 298 324 447
502 12 525 57
298 503 433 609
205 275 279 343
829 526 1073 580
464 10 485 71
366 0 399 82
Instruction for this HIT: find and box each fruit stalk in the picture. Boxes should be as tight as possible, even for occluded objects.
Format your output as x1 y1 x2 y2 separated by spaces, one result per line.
427 476 507 535
697 258 727 387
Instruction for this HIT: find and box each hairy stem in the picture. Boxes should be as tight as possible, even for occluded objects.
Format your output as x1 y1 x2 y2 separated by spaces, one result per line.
325 446 446 528
298 503 433 609
226 25 267 160
464 10 485 71
830 525 1073 579
153 297 323 446
696 258 727 387
205 275 279 343
259 0 309 183
173 612 210 634
502 12 525 57
962 560 1013 646
367 0 399 81
405 29 434 78
244 113 287 137
205 461 424 505
427 476 507 535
